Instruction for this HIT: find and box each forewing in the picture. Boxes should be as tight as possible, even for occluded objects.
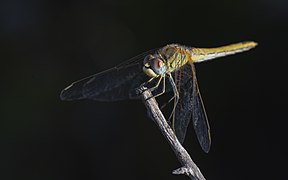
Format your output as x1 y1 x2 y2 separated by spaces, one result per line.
60 49 156 101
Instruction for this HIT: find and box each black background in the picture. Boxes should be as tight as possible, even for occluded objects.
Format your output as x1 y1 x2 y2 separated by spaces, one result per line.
1 0 288 179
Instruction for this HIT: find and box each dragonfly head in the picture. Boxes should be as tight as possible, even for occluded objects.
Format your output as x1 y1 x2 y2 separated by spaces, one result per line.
143 54 166 77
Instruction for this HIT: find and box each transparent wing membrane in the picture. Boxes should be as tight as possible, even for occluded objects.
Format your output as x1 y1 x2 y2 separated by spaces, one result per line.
173 64 194 143
173 64 211 153
60 49 157 101
191 65 211 153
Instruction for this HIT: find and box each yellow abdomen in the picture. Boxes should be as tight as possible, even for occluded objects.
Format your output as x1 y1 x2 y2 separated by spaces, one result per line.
191 41 257 63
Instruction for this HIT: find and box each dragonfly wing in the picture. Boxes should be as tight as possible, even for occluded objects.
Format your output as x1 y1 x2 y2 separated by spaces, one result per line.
60 62 151 101
60 74 92 101
191 64 211 153
173 64 194 144
173 64 211 153
60 49 158 101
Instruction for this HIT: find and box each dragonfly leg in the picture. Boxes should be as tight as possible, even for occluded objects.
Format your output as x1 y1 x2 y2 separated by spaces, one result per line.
150 75 166 98
160 95 175 109
144 75 167 100
140 76 157 88
149 75 163 92
167 74 179 131
137 76 159 94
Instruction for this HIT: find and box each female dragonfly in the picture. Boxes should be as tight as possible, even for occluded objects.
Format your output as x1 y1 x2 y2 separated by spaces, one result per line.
60 41 257 153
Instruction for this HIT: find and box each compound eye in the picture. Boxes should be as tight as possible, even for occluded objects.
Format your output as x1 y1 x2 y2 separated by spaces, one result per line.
143 55 154 67
152 58 164 70
149 58 166 76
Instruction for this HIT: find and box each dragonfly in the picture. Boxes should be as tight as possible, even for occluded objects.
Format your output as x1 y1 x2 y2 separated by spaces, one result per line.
60 41 257 153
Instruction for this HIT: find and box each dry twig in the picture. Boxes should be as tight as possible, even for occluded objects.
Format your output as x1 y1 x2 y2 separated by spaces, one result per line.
140 88 206 180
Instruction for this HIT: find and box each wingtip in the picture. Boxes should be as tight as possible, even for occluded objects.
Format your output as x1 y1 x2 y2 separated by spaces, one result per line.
203 144 211 153
59 88 70 101
200 137 211 153
59 89 68 101
59 83 84 101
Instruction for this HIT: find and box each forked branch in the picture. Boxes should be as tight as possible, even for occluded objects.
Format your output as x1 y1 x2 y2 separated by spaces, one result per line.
140 88 206 180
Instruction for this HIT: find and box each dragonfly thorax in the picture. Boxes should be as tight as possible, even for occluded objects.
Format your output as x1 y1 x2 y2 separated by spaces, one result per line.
143 54 167 77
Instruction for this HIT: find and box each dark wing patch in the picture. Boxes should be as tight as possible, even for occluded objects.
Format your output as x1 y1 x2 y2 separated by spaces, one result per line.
60 63 151 101
173 64 194 144
60 49 157 101
173 64 211 153
191 64 211 153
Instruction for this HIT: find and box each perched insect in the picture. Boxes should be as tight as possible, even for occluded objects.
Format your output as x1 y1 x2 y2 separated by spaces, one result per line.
61 41 257 153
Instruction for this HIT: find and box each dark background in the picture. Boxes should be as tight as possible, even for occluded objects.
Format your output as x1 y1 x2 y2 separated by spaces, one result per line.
1 0 288 179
